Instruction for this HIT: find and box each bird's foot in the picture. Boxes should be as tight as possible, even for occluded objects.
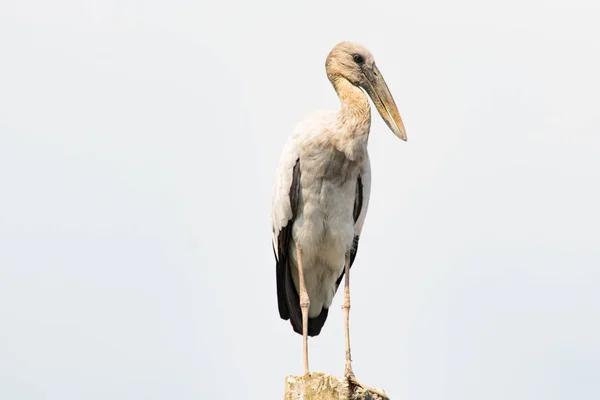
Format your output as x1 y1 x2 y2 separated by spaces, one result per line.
345 371 389 399
344 364 355 381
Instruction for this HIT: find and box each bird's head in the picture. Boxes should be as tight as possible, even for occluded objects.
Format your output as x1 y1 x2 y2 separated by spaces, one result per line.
326 41 407 141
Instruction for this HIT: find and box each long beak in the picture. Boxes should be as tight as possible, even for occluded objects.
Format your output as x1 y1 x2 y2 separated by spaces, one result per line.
363 65 407 141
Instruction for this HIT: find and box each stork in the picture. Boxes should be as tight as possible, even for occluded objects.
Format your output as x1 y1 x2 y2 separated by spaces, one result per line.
271 42 407 382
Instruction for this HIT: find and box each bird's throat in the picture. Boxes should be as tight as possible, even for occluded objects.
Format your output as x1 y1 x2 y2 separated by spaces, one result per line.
332 78 371 139
334 78 371 124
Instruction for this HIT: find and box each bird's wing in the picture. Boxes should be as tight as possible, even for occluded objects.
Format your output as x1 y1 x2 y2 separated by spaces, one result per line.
271 138 301 320
337 154 371 288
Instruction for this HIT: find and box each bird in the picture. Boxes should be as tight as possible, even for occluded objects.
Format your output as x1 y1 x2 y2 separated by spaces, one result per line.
271 41 407 383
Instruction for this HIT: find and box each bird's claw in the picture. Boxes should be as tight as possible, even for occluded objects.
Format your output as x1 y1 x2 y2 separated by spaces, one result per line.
345 373 389 399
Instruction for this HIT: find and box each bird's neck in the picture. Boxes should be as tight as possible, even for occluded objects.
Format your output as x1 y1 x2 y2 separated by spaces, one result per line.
331 77 371 160
333 78 371 129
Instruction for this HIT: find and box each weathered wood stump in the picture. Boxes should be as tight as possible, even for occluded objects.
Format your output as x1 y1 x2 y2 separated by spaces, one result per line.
284 373 388 400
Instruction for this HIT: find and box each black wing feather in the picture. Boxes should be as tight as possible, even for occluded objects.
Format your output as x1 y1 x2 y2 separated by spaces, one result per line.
275 159 301 321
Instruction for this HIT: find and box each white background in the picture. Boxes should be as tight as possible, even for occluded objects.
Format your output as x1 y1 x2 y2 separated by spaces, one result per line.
1 1 599 399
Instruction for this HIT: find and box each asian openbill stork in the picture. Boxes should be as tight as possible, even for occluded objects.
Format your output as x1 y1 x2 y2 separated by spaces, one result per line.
271 41 407 384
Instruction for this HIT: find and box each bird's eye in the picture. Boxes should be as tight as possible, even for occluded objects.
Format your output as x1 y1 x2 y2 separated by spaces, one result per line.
353 54 364 64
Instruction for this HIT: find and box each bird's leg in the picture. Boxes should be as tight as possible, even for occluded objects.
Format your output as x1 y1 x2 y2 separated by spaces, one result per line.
342 255 354 379
296 245 310 376
342 256 389 399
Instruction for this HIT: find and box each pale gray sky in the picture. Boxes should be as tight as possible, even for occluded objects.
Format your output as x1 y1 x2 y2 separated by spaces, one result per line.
1 1 599 399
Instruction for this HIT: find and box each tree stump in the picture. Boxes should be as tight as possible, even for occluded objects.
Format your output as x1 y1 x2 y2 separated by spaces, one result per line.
283 373 388 400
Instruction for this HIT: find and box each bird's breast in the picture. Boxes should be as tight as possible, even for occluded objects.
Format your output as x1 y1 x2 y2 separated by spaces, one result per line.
292 147 361 266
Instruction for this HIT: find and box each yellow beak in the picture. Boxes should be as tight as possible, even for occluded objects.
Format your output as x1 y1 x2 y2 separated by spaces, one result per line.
363 65 407 141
